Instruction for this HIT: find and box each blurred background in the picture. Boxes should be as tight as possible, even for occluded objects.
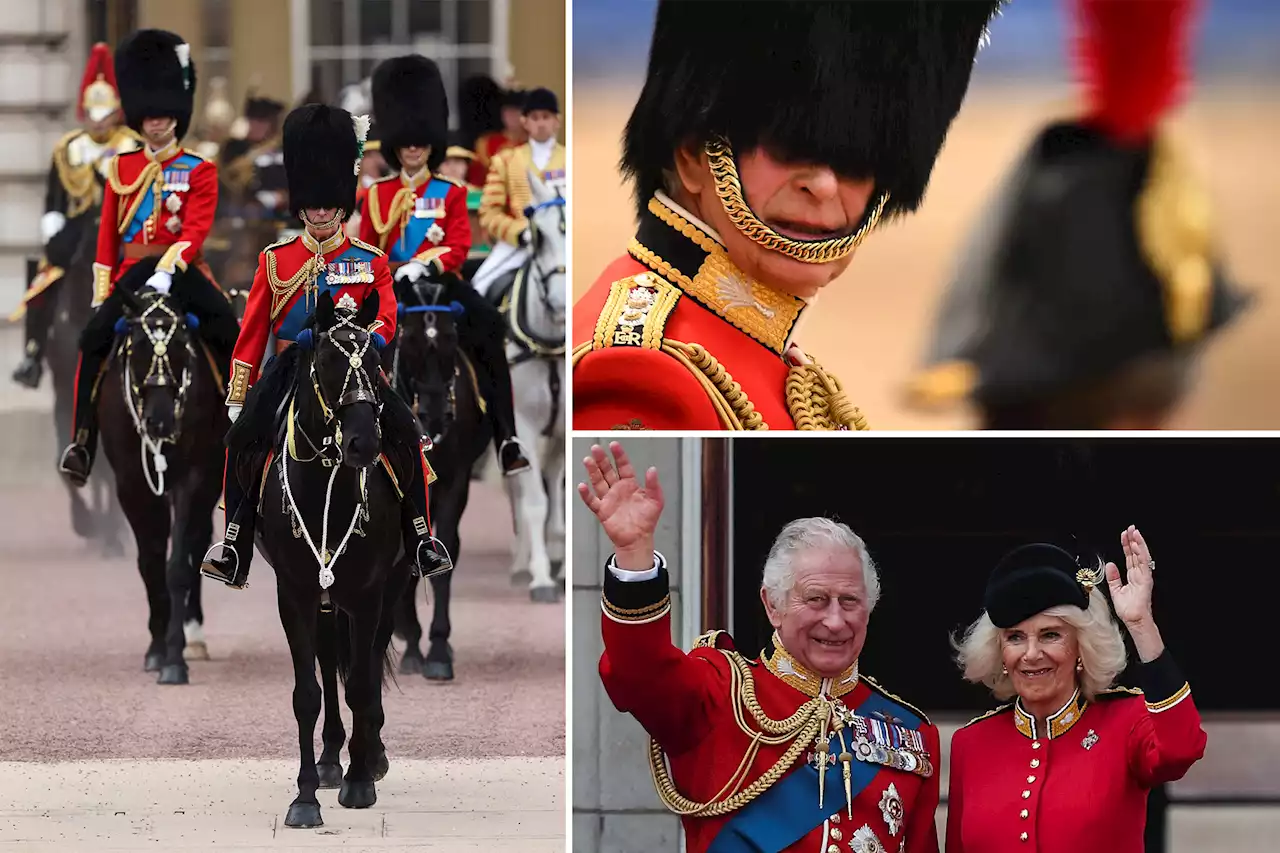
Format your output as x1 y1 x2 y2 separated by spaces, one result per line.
572 0 1280 429
572 434 1280 852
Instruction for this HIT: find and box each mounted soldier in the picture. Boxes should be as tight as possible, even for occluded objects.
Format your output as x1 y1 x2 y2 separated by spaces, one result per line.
58 28 240 486
360 54 531 477
201 102 452 590
11 43 141 388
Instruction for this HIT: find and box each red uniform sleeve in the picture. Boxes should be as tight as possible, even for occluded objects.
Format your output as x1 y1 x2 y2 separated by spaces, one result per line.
370 254 398 342
944 727 967 853
170 159 218 270
92 170 121 305
1126 651 1207 787
226 252 273 405
358 184 379 249
573 347 727 430
598 563 727 755
904 723 941 853
421 182 471 275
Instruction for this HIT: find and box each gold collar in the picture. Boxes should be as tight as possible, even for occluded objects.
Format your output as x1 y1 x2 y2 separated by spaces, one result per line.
628 192 810 355
302 228 346 256
145 138 180 163
1013 689 1088 740
400 168 430 190
761 632 860 699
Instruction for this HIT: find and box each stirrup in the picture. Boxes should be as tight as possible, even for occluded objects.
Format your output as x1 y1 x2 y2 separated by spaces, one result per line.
415 538 454 578
499 437 532 477
58 444 90 486
200 542 247 589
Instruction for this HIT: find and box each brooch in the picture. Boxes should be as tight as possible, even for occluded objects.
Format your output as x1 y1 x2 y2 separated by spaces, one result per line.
1081 729 1099 751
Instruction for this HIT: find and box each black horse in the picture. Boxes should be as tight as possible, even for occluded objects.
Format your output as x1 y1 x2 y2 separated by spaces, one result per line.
97 267 225 684
388 278 490 682
253 290 410 828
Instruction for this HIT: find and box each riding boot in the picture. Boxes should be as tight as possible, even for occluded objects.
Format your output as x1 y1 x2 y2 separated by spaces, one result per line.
200 451 257 589
57 350 105 487
12 287 55 389
473 341 531 477
402 439 453 578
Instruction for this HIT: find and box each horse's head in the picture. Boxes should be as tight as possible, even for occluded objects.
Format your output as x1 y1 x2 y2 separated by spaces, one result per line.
117 286 195 441
310 290 384 468
398 277 462 444
524 169 567 329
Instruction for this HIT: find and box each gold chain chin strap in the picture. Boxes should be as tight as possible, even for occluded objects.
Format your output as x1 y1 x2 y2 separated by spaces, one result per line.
648 651 831 817
704 136 889 265
786 363 868 431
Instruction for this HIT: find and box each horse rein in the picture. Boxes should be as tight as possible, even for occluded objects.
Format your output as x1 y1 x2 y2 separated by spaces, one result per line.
120 295 194 496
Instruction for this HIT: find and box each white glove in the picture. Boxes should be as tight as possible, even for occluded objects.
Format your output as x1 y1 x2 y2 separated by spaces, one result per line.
146 269 173 295
227 404 242 423
394 260 429 283
40 211 66 243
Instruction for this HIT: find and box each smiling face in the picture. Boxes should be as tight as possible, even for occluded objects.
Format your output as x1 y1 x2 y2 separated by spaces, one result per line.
142 116 177 148
761 546 869 678
1000 613 1081 714
674 145 877 299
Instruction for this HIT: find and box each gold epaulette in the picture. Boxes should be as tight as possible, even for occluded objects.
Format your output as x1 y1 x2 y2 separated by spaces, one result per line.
962 702 1015 728
1096 686 1144 700
264 234 299 253
585 271 679 352
862 675 932 725
181 147 208 163
691 629 731 650
349 236 385 257
50 131 97 217
372 173 400 186
433 173 466 189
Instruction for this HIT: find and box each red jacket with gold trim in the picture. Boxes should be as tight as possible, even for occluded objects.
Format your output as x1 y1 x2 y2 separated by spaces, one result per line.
946 653 1206 853
92 142 218 305
226 231 397 406
357 170 470 276
571 193 867 432
599 557 940 853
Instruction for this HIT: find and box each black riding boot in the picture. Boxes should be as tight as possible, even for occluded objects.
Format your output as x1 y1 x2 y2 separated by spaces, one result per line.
57 350 105 487
200 450 256 589
403 439 453 578
12 291 55 388
472 341 531 477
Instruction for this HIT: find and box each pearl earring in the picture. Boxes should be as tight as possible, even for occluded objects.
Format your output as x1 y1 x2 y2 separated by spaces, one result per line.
1001 666 1008 675
1076 659 1084 672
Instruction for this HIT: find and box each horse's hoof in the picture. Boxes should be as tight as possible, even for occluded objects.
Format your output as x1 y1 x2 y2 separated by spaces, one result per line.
143 651 164 672
530 585 563 604
183 641 209 661
157 664 189 685
338 778 376 809
316 762 343 789
510 569 533 587
284 800 323 828
551 560 564 580
372 751 389 782
398 652 423 675
423 660 454 682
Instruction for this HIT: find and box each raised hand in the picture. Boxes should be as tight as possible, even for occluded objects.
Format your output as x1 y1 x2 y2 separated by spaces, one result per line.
577 442 664 567
1105 525 1156 627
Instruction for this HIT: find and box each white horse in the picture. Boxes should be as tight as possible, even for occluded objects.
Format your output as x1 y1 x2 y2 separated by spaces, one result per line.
502 170 566 603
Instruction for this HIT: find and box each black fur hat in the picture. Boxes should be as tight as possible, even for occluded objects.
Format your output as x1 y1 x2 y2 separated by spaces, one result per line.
621 0 1004 217
523 87 559 115
115 29 197 140
984 544 1091 629
282 104 362 221
371 55 448 173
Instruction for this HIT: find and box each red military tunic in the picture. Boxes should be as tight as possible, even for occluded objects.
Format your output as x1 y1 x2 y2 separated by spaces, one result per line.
92 140 218 305
226 229 397 406
946 653 1206 853
600 559 940 853
358 169 470 276
572 192 868 431
466 130 520 189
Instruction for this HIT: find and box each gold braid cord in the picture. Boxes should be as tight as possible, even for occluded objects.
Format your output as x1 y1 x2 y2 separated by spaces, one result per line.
51 134 99 218
110 158 163 235
662 341 765 430
648 651 829 817
786 363 869 431
367 182 418 250
705 136 889 265
266 251 320 321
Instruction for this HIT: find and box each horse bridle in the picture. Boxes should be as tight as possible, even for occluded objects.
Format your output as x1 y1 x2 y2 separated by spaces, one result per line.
510 195 567 363
396 279 465 442
292 309 383 468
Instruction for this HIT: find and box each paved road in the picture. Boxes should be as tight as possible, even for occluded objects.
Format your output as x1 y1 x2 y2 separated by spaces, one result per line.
0 474 565 850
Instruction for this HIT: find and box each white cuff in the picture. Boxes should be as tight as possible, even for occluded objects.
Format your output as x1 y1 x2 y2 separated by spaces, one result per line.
41 211 66 243
606 550 664 582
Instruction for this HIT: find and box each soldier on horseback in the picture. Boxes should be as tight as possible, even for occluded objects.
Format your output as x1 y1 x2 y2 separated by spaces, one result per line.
58 29 241 486
201 102 453 590
11 43 141 389
360 55 531 477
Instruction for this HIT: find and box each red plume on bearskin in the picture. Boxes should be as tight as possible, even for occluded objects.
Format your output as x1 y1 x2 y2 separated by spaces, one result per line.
77 42 119 122
1072 0 1198 145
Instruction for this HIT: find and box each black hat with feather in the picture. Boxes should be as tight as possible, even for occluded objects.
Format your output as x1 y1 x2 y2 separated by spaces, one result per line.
282 103 365 221
115 28 197 140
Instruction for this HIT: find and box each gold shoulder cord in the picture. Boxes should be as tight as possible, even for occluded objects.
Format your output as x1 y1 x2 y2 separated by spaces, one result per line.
110 156 163 235
366 184 417 250
51 133 98 218
266 252 320 321
786 363 869 431
648 650 831 817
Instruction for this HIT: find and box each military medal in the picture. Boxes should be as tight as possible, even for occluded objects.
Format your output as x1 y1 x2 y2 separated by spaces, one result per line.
879 783 904 836
326 259 374 286
850 824 886 853
413 196 443 218
161 167 190 192
426 221 445 243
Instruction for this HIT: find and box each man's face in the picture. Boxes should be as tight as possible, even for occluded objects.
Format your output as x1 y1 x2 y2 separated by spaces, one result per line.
439 157 469 182
678 145 877 299
501 105 526 135
142 117 177 147
760 546 870 678
398 146 429 173
302 207 341 236
86 111 121 141
522 110 560 144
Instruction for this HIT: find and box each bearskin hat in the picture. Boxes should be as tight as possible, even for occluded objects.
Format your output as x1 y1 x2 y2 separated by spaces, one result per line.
282 104 362 221
371 55 448 173
621 0 1005 217
115 29 197 140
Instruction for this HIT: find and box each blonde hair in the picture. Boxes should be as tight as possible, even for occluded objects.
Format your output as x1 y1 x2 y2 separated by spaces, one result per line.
952 585 1128 702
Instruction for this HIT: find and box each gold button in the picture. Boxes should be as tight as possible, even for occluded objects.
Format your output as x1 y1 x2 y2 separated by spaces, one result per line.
1027 775 1037 783
1030 759 1040 768
828 846 840 853
830 828 843 841
1021 810 1029 819
1022 790 1031 799
831 814 841 824
1032 741 1041 750
1021 832 1029 842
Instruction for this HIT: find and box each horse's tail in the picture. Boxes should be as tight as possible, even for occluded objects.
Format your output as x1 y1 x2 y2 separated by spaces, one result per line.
330 608 398 691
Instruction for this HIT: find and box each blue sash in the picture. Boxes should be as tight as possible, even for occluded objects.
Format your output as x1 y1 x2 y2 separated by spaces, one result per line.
275 246 375 341
121 153 201 244
706 689 923 853
390 179 451 262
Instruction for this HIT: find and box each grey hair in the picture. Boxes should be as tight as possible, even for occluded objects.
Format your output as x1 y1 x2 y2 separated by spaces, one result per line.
951 582 1128 702
760 517 881 611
